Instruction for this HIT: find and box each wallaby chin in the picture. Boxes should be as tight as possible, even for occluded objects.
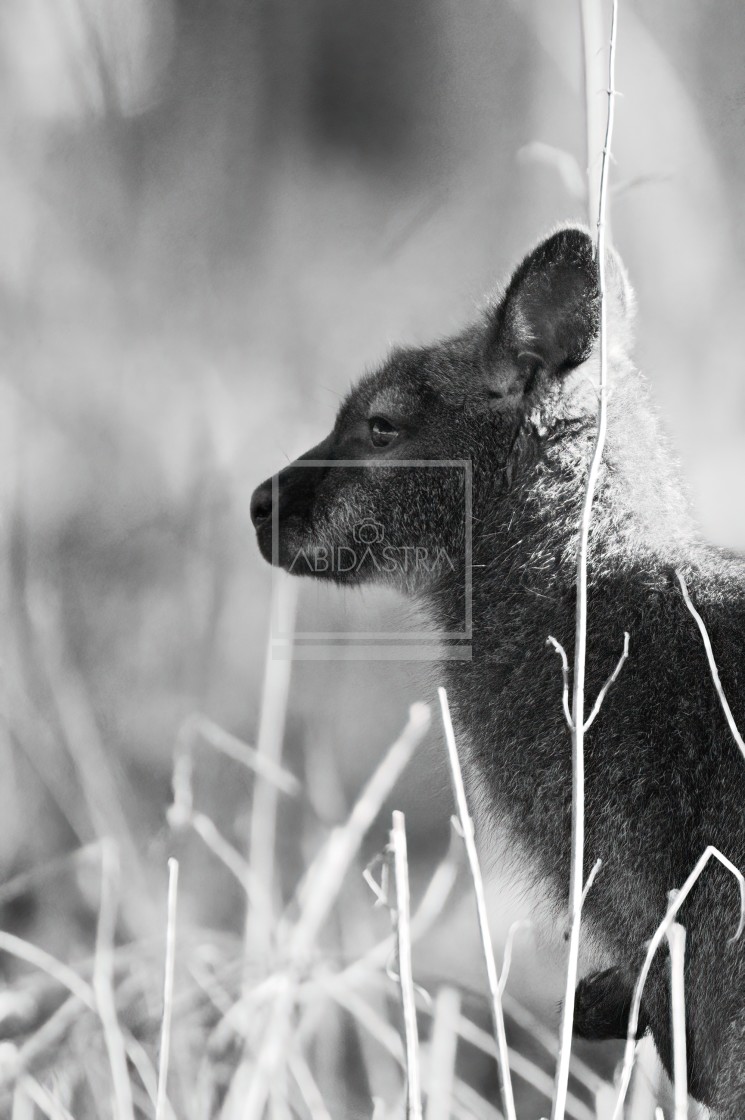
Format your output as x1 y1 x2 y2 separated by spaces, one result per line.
252 227 745 1115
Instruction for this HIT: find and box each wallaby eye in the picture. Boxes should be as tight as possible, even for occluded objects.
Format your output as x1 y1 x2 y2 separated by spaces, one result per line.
368 416 399 448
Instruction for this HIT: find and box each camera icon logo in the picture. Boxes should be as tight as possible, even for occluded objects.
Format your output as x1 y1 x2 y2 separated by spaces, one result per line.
353 518 385 545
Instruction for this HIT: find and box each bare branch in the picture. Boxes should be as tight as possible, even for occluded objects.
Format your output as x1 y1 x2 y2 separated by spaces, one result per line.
583 631 629 731
666 909 688 1120
553 4 620 1118
498 920 533 997
390 812 423 1120
155 858 179 1120
437 688 516 1120
579 0 606 226
580 858 603 910
546 637 573 730
346 829 461 980
676 570 745 763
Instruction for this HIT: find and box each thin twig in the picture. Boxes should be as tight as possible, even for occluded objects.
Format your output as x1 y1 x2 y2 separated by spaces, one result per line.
546 638 573 730
390 812 422 1120
579 0 606 226
611 844 745 1120
437 688 516 1120
626 1038 661 1120
553 4 620 1119
498 920 533 997
676 570 745 763
583 632 629 731
580 858 603 911
156 858 179 1120
351 824 462 980
175 713 300 798
666 912 688 1120
93 840 135 1120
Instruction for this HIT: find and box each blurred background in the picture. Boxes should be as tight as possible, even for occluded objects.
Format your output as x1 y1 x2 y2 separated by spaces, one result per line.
1 0 744 1115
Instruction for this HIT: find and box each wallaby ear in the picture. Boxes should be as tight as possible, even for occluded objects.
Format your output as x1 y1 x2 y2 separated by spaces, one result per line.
485 226 633 397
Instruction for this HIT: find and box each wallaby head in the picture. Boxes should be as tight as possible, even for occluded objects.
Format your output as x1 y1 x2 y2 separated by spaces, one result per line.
251 226 638 596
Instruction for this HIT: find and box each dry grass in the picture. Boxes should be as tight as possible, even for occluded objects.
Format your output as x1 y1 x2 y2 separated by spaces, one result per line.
0 587 712 1119
0 607 618 1119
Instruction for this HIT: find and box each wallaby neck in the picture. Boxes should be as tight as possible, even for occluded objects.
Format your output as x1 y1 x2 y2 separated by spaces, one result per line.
427 382 692 656
423 429 590 651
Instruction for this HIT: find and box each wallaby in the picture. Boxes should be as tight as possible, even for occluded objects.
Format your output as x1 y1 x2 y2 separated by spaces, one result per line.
251 227 745 1117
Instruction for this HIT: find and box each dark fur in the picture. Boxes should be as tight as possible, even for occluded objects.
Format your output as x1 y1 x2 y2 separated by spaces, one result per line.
251 227 745 1116
573 967 649 1041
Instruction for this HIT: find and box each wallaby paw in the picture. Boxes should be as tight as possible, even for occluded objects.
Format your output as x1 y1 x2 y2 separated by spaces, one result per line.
572 966 648 1041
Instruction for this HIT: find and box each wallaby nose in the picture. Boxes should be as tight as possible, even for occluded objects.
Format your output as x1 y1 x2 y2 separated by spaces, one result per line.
250 482 273 527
